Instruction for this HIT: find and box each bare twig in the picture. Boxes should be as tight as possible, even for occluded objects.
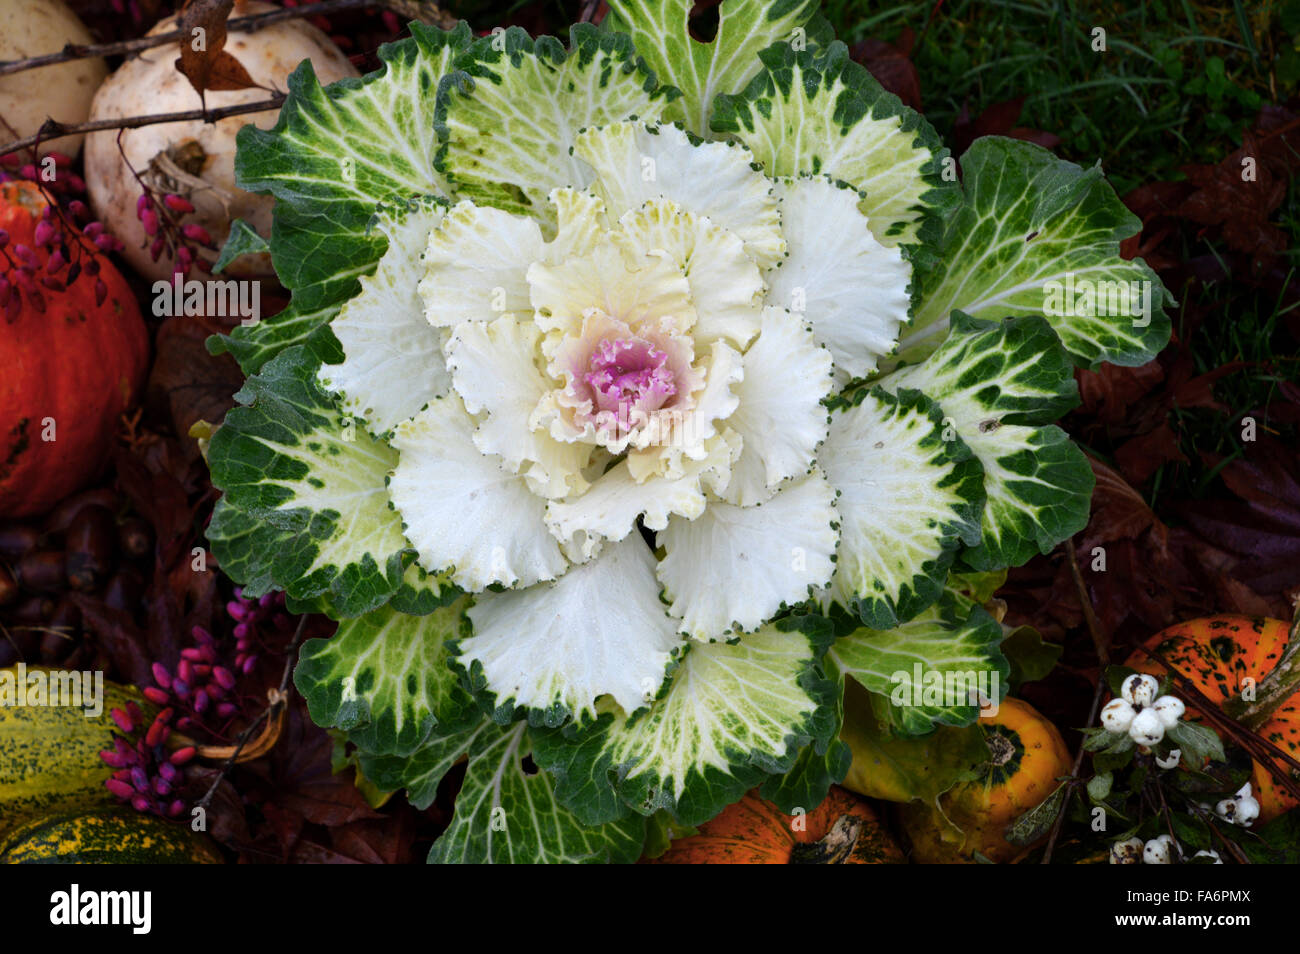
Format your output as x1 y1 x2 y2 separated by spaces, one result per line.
0 0 462 156
0 620 22 661
194 615 308 812
1066 539 1109 666
277 614 310 697
1040 676 1106 864
0 0 456 79
193 703 270 812
1 96 285 157
1188 802 1251 864
1041 538 1112 864
1155 776 1178 843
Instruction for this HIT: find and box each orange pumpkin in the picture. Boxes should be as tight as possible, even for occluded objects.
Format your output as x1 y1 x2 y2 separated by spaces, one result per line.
900 697 1072 863
1126 615 1299 823
0 180 148 517
646 786 904 864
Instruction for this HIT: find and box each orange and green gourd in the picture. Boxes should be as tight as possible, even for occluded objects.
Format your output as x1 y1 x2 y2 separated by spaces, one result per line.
901 697 1071 863
647 786 904 865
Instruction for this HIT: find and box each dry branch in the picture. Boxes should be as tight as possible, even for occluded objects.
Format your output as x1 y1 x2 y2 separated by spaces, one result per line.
0 0 456 78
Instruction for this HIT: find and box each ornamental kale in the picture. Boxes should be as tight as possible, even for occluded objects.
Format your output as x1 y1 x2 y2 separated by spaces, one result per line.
204 0 1171 863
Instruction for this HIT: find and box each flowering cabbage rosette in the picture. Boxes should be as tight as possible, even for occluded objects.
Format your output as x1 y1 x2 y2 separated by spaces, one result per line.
205 0 1171 862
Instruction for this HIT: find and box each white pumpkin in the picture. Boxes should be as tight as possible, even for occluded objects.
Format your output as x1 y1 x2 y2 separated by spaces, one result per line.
84 1 358 283
0 0 108 157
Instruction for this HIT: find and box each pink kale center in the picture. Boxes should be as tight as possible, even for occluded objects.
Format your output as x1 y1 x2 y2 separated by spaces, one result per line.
583 335 678 418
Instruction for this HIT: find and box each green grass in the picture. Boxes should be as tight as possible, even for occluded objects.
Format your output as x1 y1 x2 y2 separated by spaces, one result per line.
819 0 1276 194
1163 268 1300 499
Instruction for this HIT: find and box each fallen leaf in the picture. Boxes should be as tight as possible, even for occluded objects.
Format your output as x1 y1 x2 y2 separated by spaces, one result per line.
330 812 418 864
203 49 256 92
146 318 244 461
174 0 256 101
182 766 252 850
952 97 1061 157
1171 104 1300 273
851 30 921 111
68 593 152 686
1174 439 1300 600
1114 421 1188 486
1082 456 1164 551
1076 361 1166 426
287 838 366 864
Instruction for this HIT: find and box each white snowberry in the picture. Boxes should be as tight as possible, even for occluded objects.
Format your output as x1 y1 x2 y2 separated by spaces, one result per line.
1109 837 1145 864
1143 834 1179 864
1101 698 1137 733
1121 673 1160 707
1151 695 1185 728
1217 783 1260 827
1155 749 1182 770
1194 850 1223 864
1129 707 1165 745
1234 784 1260 827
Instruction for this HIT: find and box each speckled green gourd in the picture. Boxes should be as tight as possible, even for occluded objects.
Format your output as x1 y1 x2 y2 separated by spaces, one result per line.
1 809 221 863
0 666 154 842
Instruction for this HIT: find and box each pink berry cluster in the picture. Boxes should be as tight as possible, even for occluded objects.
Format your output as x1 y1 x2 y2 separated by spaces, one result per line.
99 622 241 819
136 191 216 276
227 587 295 674
101 698 196 819
141 624 243 728
0 150 86 196
98 588 296 817
0 155 125 320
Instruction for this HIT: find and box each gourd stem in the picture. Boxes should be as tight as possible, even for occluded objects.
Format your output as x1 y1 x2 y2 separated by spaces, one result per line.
788 815 861 864
195 692 287 762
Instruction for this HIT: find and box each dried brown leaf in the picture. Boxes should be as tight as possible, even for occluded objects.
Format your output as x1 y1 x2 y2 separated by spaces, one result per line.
851 30 921 111
174 0 256 101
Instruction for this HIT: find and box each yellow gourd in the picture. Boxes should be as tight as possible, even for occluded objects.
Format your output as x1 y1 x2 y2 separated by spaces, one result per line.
901 697 1071 863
